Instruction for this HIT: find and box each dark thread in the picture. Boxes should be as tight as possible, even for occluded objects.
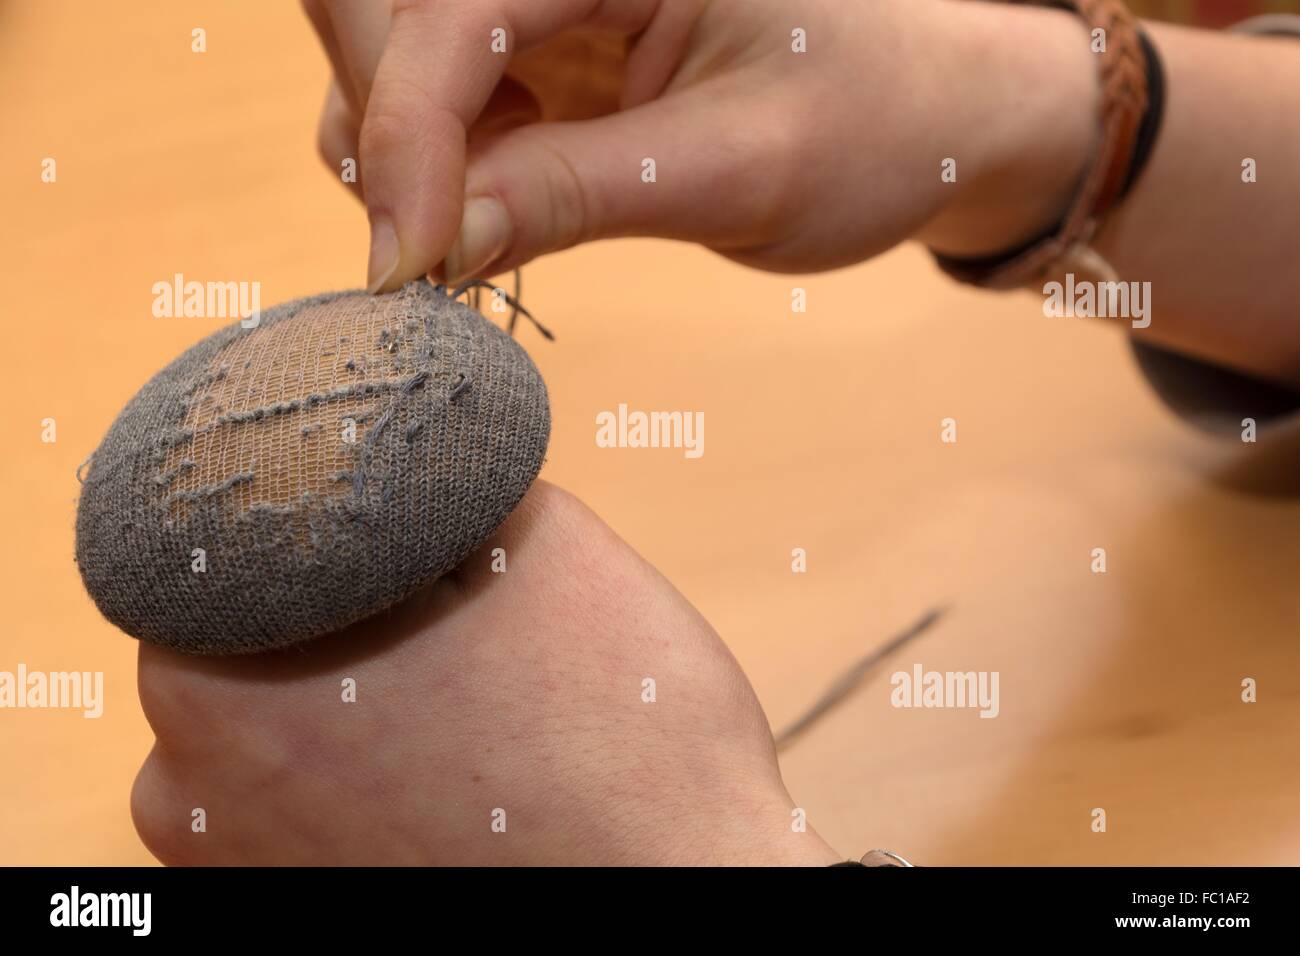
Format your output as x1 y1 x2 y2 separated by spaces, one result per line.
151 458 198 488
181 363 231 398
369 408 395 439
508 268 522 337
353 406 395 498
158 378 423 450
448 372 472 403
434 269 555 341
351 372 430 496
163 469 255 506
405 421 424 442
773 606 949 750
247 501 295 517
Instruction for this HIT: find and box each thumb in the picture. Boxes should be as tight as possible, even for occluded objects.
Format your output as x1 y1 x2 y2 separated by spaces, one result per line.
445 94 764 282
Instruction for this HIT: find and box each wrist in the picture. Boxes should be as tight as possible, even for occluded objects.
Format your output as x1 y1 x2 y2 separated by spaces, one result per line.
631 784 842 866
917 0 1102 257
694 792 843 867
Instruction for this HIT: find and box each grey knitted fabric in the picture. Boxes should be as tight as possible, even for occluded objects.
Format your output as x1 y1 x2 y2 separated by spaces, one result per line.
75 281 550 655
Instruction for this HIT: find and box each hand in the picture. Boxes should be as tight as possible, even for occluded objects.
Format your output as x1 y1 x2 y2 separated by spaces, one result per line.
304 0 1098 289
130 481 841 866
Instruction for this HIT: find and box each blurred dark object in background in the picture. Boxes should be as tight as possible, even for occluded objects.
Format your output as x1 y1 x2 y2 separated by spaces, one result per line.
1128 0 1297 28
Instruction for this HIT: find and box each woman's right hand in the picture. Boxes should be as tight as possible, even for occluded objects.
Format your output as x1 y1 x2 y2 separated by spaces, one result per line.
305 0 1097 290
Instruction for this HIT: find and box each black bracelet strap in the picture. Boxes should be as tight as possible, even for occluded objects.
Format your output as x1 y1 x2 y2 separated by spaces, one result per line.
932 27 1164 279
932 0 1165 288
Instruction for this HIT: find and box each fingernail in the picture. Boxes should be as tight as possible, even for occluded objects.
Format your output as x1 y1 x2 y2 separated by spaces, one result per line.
366 217 400 293
443 197 511 285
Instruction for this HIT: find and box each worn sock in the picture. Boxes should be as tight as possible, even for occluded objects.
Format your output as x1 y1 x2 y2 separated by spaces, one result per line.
75 280 550 654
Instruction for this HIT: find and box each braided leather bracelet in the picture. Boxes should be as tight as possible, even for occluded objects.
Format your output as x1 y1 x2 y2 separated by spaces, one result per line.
932 0 1161 290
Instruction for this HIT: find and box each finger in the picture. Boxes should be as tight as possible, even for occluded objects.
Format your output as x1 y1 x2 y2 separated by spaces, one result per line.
319 0 392 106
317 83 364 200
444 90 772 282
506 28 626 121
360 0 669 294
621 0 706 109
446 480 621 596
301 0 366 115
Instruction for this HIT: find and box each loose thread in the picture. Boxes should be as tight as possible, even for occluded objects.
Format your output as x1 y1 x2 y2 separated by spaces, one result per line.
435 268 555 341
773 606 950 751
448 372 472 403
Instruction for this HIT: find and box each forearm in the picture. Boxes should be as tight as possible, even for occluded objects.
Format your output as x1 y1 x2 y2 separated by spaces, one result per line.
919 3 1300 386
1096 22 1300 384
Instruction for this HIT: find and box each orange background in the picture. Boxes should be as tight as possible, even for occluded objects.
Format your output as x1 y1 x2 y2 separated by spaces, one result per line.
2 1 1298 866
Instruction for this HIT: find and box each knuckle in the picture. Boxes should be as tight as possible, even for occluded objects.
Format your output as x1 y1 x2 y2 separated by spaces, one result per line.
359 93 440 169
390 0 434 15
525 481 626 570
527 480 581 524
359 108 408 161
131 752 196 866
528 135 592 250
750 109 809 235
135 646 186 732
135 646 226 752
393 0 489 29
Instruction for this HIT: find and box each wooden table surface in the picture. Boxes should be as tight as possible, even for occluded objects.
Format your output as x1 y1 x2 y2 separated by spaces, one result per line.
2 0 1297 866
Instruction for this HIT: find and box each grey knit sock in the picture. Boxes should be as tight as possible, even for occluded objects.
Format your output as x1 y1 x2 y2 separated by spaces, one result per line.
75 281 550 655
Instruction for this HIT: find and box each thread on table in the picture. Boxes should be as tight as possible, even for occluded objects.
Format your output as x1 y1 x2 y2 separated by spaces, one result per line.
774 606 949 751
